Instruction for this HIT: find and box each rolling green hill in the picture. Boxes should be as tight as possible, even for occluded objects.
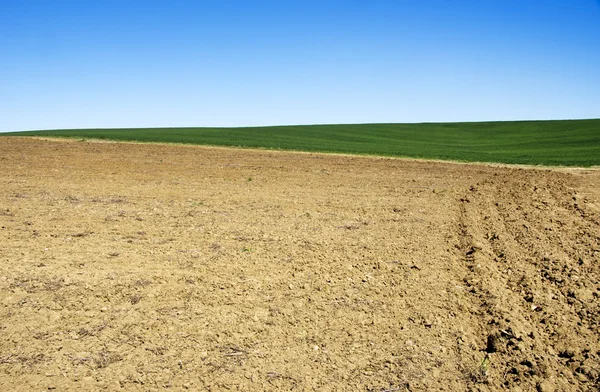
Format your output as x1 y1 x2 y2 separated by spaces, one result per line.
3 119 599 166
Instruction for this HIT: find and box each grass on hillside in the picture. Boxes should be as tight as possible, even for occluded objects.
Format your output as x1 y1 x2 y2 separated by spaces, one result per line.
2 119 600 166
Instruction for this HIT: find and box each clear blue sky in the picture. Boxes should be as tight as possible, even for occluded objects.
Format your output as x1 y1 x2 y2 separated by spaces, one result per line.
1 0 599 131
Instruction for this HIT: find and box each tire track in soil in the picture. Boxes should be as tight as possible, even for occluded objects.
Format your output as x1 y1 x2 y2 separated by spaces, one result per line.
457 169 600 391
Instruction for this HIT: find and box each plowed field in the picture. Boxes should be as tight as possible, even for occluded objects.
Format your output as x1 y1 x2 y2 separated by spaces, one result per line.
1 137 599 391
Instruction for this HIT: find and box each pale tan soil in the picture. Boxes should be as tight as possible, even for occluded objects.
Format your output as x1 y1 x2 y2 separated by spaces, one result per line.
0 137 598 391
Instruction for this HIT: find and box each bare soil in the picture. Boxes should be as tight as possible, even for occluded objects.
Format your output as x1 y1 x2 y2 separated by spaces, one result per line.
1 137 599 391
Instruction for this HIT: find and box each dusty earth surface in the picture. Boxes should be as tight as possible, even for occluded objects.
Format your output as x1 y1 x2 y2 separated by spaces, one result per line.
0 137 599 392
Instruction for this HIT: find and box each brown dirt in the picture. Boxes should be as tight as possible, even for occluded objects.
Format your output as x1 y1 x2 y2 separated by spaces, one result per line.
0 137 599 391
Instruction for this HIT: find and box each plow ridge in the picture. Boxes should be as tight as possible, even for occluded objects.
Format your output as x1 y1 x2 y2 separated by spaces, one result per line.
457 169 600 390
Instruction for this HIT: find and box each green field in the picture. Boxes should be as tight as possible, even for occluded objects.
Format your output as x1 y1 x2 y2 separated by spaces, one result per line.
3 119 600 166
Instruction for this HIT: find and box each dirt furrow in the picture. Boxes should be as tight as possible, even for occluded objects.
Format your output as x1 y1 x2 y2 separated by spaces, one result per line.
457 169 600 391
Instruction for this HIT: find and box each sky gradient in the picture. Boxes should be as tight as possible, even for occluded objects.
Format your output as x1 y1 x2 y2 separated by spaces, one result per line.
1 0 599 132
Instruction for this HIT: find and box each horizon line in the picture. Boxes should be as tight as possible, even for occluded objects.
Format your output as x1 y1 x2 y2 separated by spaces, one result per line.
3 117 599 134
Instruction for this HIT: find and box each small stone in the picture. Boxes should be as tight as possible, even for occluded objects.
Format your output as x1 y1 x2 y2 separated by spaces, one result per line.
471 240 483 250
575 372 588 382
536 380 555 392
